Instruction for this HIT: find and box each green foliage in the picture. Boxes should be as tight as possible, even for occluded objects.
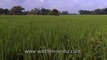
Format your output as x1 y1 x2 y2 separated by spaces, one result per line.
11 6 25 15
79 8 107 14
0 15 107 60
49 9 59 16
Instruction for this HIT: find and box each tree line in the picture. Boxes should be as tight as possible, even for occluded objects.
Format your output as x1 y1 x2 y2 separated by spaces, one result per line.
2 6 107 15
0 6 69 15
79 8 107 15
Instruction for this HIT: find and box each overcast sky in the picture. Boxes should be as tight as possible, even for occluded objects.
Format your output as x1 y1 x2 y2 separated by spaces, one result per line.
0 0 107 13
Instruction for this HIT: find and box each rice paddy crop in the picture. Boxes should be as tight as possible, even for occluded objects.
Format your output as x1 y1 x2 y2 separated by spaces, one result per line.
0 15 107 60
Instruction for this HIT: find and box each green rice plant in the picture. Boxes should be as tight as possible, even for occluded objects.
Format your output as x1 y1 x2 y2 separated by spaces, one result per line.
0 15 107 60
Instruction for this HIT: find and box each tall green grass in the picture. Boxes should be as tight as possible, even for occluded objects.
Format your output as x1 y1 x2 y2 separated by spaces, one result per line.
0 15 107 60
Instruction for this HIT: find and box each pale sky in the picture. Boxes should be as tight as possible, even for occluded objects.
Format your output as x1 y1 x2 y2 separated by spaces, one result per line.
0 0 107 13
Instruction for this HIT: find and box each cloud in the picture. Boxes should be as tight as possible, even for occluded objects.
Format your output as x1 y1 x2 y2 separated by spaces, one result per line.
40 0 44 3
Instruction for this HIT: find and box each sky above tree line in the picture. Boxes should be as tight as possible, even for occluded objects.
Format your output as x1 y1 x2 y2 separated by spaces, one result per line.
0 0 107 13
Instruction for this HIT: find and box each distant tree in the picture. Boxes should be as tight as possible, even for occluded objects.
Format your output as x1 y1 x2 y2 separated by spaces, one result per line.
0 8 10 15
11 6 25 15
69 13 77 15
62 11 69 15
79 10 86 14
39 8 51 15
29 8 40 15
103 8 107 14
3 9 9 15
0 8 4 15
79 10 93 15
49 9 59 16
8 11 13 15
21 11 29 15
79 8 107 15
94 9 103 14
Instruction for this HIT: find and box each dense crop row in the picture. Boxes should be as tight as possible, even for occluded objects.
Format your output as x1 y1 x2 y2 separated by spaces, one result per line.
0 15 107 60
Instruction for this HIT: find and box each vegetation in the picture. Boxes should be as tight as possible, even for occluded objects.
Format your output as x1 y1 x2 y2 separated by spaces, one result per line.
10 6 25 15
49 9 60 16
0 15 107 60
2 6 107 15
79 8 107 14
0 6 69 15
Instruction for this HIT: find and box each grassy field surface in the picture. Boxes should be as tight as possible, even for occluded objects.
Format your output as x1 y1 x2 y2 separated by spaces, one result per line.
0 15 107 60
